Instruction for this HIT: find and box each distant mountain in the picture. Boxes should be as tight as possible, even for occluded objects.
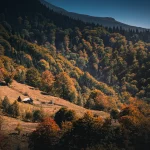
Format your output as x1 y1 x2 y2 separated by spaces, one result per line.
40 0 148 31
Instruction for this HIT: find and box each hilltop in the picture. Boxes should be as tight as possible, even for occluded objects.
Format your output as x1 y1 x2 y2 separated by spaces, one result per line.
40 0 149 31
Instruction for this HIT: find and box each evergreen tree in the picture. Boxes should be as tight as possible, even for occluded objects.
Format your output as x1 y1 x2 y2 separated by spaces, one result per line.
2 96 11 114
32 109 44 122
11 101 20 118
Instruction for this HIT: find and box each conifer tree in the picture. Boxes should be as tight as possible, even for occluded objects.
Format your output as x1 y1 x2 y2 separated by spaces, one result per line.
11 101 20 118
2 96 11 114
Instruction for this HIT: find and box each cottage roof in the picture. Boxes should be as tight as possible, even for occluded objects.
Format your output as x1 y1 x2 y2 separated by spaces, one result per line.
23 98 31 101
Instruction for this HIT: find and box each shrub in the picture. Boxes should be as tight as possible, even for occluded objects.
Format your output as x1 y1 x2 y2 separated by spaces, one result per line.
110 109 119 121
32 109 44 122
24 111 33 121
54 107 76 128
15 123 22 135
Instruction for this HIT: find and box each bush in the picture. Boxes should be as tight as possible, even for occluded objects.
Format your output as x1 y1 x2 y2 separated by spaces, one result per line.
110 109 119 121
24 111 33 121
15 123 22 135
4 75 13 85
32 109 44 122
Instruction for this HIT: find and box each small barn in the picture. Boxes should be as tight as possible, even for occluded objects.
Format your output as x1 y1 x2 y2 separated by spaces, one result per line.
22 98 33 104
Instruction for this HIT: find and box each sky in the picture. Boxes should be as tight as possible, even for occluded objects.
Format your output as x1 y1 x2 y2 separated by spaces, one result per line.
46 0 150 29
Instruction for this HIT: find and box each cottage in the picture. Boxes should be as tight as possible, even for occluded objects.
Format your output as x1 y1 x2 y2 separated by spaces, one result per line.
0 81 6 86
22 98 33 104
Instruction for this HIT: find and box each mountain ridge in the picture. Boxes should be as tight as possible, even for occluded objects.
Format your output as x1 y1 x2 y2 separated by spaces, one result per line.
40 0 149 31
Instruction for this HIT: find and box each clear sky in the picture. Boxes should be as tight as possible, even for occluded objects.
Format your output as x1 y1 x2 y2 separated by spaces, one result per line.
45 0 150 29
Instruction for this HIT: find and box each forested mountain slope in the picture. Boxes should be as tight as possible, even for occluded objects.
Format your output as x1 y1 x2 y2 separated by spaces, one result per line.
0 0 150 150
0 0 150 111
40 0 149 31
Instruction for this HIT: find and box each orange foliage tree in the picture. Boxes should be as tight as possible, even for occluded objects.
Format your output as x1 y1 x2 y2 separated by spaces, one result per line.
29 118 60 150
41 70 54 93
55 72 78 103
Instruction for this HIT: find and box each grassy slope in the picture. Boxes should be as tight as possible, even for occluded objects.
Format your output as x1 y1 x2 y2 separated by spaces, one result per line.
0 80 109 149
1 116 37 150
0 80 109 118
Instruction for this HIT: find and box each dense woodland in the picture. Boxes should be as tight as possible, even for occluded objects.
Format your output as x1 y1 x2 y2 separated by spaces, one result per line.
0 0 150 149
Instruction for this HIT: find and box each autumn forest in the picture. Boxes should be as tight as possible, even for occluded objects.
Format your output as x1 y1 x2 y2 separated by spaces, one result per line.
0 0 150 149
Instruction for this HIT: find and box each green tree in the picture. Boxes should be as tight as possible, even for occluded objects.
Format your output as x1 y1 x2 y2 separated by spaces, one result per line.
3 72 13 86
110 109 119 122
24 111 33 121
54 108 76 128
38 59 50 71
55 72 78 103
14 66 26 83
26 68 41 87
11 101 20 118
2 96 11 114
59 112 103 150
32 109 44 122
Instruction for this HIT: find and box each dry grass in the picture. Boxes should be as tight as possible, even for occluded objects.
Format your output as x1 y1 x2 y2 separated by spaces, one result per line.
0 115 38 150
0 81 110 149
0 80 109 118
2 116 38 134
